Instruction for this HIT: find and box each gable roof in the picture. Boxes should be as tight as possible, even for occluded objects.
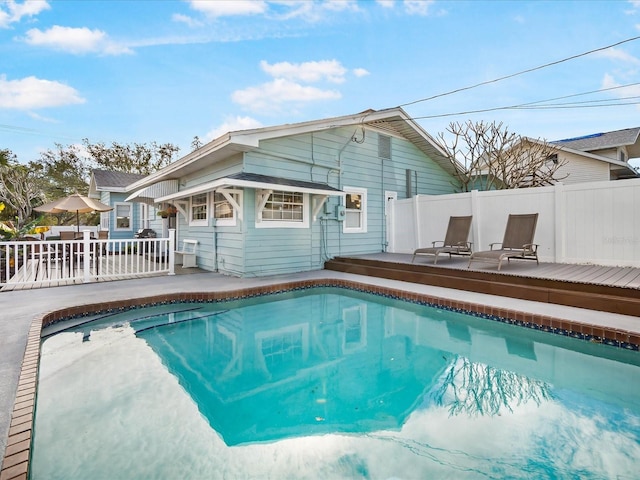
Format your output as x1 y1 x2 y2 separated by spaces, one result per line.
525 136 639 180
127 107 454 191
91 169 146 191
553 127 640 158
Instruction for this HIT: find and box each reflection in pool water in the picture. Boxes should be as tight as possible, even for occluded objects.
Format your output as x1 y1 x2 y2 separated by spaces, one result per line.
32 288 640 479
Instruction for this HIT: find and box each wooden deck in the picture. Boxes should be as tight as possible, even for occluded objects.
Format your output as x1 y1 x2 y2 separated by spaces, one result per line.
325 253 640 317
364 252 640 289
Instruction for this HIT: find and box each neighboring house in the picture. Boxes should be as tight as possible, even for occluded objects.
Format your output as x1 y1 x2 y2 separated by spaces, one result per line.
550 127 640 183
88 169 148 239
124 107 460 277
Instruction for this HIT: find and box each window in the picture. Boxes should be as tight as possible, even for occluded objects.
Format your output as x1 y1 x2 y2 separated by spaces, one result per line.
256 190 309 228
546 154 559 165
263 191 304 221
619 150 627 162
343 187 367 233
114 203 131 230
190 193 208 226
213 190 241 227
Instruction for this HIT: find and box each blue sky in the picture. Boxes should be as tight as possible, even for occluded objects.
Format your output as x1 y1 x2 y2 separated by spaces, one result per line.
1 0 640 168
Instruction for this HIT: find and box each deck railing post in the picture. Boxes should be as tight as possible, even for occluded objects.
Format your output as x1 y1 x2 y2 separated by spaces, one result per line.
82 230 92 283
168 229 176 276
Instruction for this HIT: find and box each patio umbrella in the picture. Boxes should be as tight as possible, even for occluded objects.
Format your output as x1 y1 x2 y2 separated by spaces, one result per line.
34 193 113 233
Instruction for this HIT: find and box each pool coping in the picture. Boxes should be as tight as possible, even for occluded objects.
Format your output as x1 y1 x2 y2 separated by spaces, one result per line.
2 277 639 480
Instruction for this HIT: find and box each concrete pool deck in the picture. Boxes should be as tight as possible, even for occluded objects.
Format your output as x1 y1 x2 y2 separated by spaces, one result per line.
2 268 640 477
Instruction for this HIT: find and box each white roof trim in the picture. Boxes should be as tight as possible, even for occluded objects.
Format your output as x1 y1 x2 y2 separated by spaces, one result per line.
125 180 179 204
156 177 344 203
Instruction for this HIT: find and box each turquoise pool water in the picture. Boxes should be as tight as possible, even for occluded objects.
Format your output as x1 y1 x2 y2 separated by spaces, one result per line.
32 288 640 479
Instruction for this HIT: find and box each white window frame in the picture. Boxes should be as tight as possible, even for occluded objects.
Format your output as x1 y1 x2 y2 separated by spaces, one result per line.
100 211 110 231
255 190 309 229
139 203 151 229
213 189 242 227
114 202 132 231
343 186 367 233
190 192 208 227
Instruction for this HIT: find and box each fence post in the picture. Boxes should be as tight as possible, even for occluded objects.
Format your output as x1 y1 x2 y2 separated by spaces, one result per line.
168 229 176 276
470 189 480 251
82 230 91 283
554 183 565 263
413 195 421 250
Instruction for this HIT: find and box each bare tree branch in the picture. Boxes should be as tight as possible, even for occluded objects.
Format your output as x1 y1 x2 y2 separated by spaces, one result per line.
436 121 567 191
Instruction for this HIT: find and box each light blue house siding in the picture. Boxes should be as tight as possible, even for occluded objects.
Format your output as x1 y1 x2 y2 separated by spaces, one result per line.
170 127 457 277
135 108 460 277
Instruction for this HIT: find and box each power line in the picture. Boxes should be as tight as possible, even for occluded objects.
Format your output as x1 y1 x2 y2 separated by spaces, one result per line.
403 81 640 120
399 35 640 108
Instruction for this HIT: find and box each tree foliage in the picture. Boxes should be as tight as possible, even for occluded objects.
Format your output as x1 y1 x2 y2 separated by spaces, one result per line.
82 139 179 175
436 121 567 192
0 151 47 226
0 139 179 229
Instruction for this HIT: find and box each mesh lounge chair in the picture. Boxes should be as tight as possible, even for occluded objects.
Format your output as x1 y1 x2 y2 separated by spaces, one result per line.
412 215 473 264
468 213 539 271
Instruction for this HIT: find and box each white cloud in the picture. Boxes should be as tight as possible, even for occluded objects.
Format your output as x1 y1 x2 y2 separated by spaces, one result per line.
602 73 640 96
0 0 50 28
22 25 132 55
404 0 435 15
232 78 341 113
188 0 267 18
322 0 360 12
205 116 264 142
260 59 348 83
376 0 395 8
171 13 203 28
595 47 640 65
353 67 370 77
27 111 58 123
0 75 85 109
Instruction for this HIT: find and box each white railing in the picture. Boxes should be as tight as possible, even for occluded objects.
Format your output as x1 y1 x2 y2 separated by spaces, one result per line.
1 230 176 288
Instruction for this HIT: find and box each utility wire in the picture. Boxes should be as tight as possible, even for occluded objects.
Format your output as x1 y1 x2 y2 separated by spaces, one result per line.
402 82 640 120
399 35 640 107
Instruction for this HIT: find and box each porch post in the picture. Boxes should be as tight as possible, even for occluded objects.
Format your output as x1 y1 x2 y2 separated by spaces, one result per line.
168 228 176 276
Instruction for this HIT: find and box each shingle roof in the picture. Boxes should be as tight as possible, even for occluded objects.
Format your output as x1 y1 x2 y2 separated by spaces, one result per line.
552 127 640 157
92 169 146 189
227 172 343 192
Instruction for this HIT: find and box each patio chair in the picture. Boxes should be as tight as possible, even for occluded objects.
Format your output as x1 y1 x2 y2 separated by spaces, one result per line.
60 231 75 241
412 215 473 264
468 213 539 271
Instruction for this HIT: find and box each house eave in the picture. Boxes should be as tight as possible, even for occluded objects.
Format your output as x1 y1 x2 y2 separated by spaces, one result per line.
156 174 344 203
129 107 459 189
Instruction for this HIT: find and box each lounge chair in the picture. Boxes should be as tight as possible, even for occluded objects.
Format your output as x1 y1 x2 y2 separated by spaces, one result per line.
468 213 539 271
412 215 473 264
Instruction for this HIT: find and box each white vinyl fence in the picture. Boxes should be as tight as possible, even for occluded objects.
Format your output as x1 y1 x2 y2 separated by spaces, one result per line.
388 178 640 267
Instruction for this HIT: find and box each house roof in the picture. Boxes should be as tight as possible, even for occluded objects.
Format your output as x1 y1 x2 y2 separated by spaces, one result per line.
525 136 639 180
90 169 146 192
552 127 640 158
156 172 344 203
127 107 454 191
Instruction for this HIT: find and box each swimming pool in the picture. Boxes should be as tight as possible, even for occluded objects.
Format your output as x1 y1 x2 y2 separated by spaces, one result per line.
31 287 640 479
